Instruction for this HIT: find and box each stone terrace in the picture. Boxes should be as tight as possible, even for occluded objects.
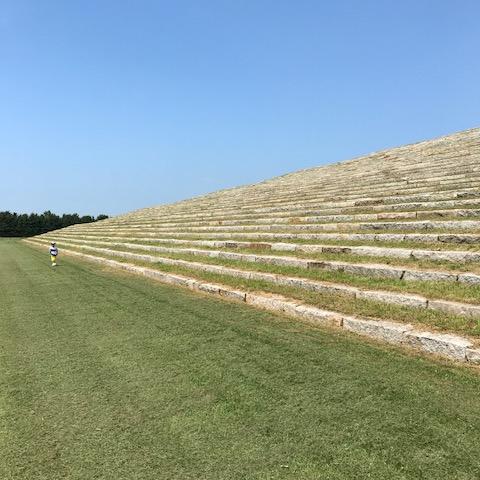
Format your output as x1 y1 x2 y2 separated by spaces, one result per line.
28 127 480 363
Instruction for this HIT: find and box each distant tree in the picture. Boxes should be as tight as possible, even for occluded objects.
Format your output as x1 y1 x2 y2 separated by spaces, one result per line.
0 211 109 237
96 214 109 221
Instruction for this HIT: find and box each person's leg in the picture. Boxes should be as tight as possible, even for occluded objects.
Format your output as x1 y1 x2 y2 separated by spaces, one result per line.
51 255 56 266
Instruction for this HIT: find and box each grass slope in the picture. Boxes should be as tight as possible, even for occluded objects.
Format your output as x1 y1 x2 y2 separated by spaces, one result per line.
1 239 480 480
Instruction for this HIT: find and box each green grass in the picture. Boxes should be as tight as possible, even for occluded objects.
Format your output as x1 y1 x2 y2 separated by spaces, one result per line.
2 239 480 479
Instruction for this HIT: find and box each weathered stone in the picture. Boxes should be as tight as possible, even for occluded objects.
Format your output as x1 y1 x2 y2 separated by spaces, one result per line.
376 234 407 242
438 234 480 244
341 263 404 279
405 331 472 360
404 234 439 242
319 246 352 254
270 242 297 252
307 260 331 270
342 317 413 344
458 273 480 284
410 250 477 262
249 242 272 250
218 288 247 302
294 305 343 327
466 348 480 364
353 246 413 259
296 244 324 253
428 300 480 318
245 293 299 315
402 270 458 283
198 283 221 294
356 290 427 309
439 220 480 230
377 212 416 220
261 255 307 268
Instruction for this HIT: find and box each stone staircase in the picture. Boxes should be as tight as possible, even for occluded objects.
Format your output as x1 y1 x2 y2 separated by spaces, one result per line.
27 127 480 364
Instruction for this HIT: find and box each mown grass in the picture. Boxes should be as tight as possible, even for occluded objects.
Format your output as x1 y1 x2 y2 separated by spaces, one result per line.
56 243 480 337
10 240 480 479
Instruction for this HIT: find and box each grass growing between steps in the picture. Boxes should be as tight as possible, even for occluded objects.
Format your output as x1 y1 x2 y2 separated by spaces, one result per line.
63 242 480 306
55 244 480 337
106 240 480 273
8 240 480 480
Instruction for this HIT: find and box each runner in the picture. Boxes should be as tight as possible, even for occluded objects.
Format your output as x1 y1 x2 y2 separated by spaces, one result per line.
49 242 58 267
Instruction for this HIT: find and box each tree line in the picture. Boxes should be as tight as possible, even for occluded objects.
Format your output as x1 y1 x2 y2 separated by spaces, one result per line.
0 211 109 237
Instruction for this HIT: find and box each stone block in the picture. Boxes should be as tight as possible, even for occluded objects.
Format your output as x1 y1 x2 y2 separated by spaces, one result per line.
246 293 297 314
405 331 472 361
197 283 220 294
218 288 247 302
402 270 458 283
341 263 404 279
410 250 474 262
356 290 427 309
342 317 413 344
376 234 407 242
263 256 307 268
438 234 480 244
377 212 417 220
296 244 324 253
404 234 439 242
466 348 480 364
270 242 297 252
319 246 352 254
458 273 480 284
428 300 480 318
294 305 343 327
353 246 413 259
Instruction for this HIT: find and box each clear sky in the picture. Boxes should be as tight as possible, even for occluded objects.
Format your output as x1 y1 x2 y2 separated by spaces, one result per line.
1 0 479 216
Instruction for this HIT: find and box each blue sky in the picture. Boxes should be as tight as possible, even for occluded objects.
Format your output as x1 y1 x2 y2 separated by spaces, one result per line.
1 0 479 216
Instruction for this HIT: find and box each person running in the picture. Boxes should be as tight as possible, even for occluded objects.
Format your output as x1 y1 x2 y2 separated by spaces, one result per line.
49 242 58 266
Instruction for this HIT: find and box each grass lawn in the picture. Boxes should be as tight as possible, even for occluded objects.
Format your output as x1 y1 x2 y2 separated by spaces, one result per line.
1 239 480 479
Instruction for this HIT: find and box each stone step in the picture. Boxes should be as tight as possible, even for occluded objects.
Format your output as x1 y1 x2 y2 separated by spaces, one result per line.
91 207 480 231
117 182 480 221
62 219 480 235
106 198 480 226
44 237 480 285
48 234 480 262
52 230 480 245
110 187 480 223
144 179 480 212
